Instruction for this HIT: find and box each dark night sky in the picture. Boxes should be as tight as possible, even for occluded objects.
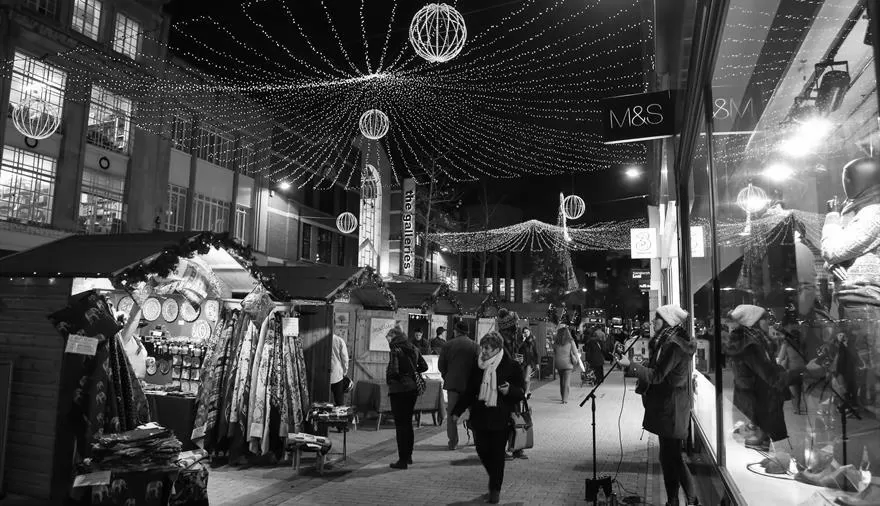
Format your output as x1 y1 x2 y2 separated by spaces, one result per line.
163 0 649 224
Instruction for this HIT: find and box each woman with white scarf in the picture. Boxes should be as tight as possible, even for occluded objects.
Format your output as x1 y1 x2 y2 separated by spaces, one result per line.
451 332 525 504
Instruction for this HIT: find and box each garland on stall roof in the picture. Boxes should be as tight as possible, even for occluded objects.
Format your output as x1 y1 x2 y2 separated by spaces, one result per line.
113 231 292 300
475 293 500 318
420 283 463 315
331 266 398 311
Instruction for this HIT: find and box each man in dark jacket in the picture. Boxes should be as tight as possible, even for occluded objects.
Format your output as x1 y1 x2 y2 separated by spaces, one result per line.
439 321 479 450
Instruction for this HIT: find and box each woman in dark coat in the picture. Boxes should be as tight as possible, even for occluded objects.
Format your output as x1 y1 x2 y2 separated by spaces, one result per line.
516 327 539 397
583 328 605 383
452 332 525 504
618 305 699 506
385 326 428 469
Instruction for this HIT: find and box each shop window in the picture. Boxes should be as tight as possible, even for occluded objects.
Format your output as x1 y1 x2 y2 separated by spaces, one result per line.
191 193 229 232
71 0 102 41
24 0 58 19
316 228 332 264
0 146 55 226
79 169 124 234
169 114 192 152
165 184 187 232
195 125 234 169
336 233 346 266
239 145 255 176
233 205 249 243
9 51 67 128
112 12 141 59
301 223 312 260
87 86 132 153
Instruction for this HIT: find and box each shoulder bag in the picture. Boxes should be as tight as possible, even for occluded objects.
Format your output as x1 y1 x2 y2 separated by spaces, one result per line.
508 399 534 451
405 351 427 396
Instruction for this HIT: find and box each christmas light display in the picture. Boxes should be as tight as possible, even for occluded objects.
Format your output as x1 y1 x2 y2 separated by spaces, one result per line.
562 194 586 220
336 211 358 234
736 183 769 236
11 98 61 140
409 3 468 64
3 0 650 187
359 109 390 140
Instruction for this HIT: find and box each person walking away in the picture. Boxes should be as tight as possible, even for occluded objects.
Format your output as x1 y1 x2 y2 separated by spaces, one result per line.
617 305 700 506
438 321 479 450
451 332 525 504
583 327 605 384
431 326 448 355
386 326 428 469
330 333 350 406
496 308 519 358
553 326 577 404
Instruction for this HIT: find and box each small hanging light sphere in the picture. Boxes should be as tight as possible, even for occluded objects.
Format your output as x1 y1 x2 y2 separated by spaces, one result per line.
736 183 769 214
336 212 358 234
409 3 467 63
562 194 586 220
12 98 61 140
359 109 389 140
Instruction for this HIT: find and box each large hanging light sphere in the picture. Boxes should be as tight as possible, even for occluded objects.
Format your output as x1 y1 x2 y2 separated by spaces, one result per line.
409 3 467 64
736 183 769 214
359 109 389 140
336 212 358 234
12 98 61 140
562 195 586 220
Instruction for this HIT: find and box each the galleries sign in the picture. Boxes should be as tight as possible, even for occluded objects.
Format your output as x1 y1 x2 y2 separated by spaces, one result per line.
602 90 677 144
401 178 416 277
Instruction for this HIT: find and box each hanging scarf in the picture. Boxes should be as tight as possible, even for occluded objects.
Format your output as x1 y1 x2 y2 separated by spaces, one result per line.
478 349 504 407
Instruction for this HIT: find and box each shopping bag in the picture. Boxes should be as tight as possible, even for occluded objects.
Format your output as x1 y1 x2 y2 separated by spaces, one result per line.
508 401 534 451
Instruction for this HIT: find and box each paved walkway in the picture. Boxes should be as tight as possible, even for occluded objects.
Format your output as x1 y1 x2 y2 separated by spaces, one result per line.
209 370 672 505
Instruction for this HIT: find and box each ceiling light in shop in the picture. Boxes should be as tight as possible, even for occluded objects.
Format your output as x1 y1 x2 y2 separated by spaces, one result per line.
764 163 794 182
778 117 833 158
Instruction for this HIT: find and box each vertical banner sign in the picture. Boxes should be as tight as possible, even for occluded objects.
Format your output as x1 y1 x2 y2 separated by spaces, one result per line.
630 228 658 259
402 178 416 277
691 225 705 258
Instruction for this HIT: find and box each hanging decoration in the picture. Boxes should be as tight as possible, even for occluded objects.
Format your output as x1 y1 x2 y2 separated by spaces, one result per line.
736 183 769 236
420 282 463 315
336 212 358 234
11 98 61 140
330 266 398 310
409 3 468 64
562 194 586 220
359 109 390 140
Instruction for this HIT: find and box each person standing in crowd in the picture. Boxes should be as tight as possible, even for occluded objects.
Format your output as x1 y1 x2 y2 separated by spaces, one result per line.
617 305 700 506
496 308 519 357
516 327 539 398
329 333 349 406
439 321 479 451
451 332 525 504
431 326 447 355
386 326 428 469
553 326 577 404
413 329 431 356
583 326 605 383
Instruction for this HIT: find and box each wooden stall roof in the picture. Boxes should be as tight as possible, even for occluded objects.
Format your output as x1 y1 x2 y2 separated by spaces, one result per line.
454 291 487 315
260 266 362 303
354 282 460 313
502 302 551 320
0 232 200 277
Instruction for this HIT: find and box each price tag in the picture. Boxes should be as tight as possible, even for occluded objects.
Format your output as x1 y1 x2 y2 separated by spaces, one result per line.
72 470 111 487
65 335 99 356
282 317 299 337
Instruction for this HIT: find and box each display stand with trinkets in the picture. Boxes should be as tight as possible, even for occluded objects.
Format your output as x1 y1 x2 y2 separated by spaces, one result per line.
305 403 356 468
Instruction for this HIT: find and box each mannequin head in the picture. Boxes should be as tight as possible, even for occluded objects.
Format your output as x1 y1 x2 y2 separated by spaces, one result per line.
842 157 880 199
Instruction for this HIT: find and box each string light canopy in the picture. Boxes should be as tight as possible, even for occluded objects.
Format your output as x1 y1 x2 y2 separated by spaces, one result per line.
359 109 390 140
12 98 61 140
23 0 650 187
409 3 468 64
336 212 358 234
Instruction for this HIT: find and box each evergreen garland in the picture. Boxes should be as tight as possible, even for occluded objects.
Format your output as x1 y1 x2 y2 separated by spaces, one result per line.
419 282 463 315
331 266 398 310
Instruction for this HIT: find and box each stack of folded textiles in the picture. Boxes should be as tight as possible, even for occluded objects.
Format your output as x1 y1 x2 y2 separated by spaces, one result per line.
90 425 183 472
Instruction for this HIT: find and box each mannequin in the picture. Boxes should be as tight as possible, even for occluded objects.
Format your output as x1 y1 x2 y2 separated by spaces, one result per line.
821 157 880 416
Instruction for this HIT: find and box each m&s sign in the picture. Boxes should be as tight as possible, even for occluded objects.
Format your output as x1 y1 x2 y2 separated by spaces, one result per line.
602 90 678 144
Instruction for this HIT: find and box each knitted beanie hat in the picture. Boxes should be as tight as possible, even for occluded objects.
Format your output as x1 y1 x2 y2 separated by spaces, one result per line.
656 305 688 327
496 308 518 331
729 304 766 328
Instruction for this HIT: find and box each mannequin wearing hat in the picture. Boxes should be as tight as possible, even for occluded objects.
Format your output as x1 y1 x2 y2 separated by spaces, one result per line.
724 305 790 450
821 157 880 415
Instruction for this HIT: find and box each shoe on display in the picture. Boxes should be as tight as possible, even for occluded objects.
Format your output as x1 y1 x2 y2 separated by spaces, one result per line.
745 435 770 451
796 463 857 490
835 481 880 506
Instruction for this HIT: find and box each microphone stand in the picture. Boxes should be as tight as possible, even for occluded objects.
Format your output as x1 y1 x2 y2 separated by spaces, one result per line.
579 337 642 505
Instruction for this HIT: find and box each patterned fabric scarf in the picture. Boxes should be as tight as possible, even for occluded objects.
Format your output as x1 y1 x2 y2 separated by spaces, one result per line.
478 349 504 407
648 324 679 369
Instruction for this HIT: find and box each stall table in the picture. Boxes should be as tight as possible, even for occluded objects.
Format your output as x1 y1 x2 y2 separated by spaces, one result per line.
145 393 197 451
351 379 444 429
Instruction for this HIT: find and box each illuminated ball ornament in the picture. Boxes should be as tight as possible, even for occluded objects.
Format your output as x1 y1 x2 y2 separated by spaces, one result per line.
409 3 467 63
336 212 358 234
12 98 61 140
735 183 769 236
562 195 586 220
359 109 389 140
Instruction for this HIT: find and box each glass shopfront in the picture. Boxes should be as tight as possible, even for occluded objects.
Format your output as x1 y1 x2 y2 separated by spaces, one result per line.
672 1 880 504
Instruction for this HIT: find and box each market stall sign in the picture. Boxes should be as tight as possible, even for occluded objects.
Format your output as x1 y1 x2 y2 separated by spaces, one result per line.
65 334 98 356
602 90 678 144
401 178 416 277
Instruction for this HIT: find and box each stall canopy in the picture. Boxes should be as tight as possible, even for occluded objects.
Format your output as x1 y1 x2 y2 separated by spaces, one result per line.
261 265 397 309
350 281 462 314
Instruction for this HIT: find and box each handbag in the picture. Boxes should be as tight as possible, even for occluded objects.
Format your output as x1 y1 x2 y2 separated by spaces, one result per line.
405 352 427 396
508 400 534 451
570 345 585 373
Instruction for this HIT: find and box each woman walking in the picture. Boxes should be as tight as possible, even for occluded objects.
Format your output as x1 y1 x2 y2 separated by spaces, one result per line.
617 305 699 506
516 327 539 398
553 326 577 403
385 326 428 469
452 332 525 504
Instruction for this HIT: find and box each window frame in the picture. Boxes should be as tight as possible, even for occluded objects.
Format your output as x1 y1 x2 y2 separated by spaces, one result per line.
165 184 187 232
0 145 57 226
86 85 133 154
79 168 125 234
71 0 103 41
9 51 67 130
112 12 142 59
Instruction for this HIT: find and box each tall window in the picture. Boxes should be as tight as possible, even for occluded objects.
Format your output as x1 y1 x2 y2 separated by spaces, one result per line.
9 51 67 123
239 145 255 176
170 114 192 152
71 0 102 41
234 205 249 243
191 193 229 232
79 169 124 234
359 165 381 268
0 146 56 226
195 125 234 169
165 184 187 231
316 228 332 264
112 13 141 59
336 233 346 266
87 86 132 153
301 223 312 260
24 0 58 19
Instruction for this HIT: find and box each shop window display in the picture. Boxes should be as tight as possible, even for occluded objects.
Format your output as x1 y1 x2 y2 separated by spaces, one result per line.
682 1 880 504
